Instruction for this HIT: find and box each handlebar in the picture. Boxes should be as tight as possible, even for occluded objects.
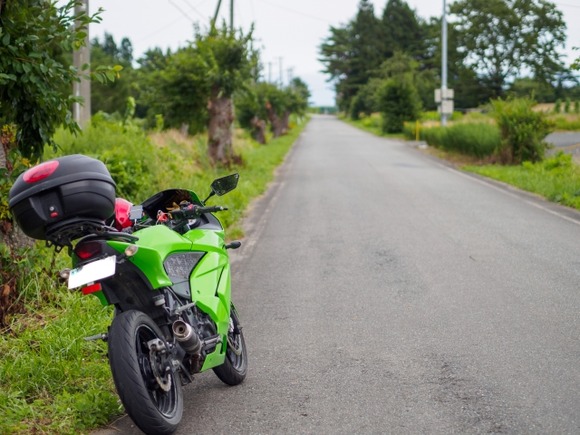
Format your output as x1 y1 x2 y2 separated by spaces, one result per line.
170 205 228 220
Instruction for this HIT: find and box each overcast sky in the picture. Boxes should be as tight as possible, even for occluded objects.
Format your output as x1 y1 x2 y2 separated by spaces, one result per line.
88 0 580 106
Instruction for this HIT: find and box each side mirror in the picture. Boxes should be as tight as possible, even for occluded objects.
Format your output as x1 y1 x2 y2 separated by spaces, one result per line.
204 174 239 203
211 173 239 196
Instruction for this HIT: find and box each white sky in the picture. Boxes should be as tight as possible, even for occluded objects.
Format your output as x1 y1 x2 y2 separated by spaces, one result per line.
88 0 580 106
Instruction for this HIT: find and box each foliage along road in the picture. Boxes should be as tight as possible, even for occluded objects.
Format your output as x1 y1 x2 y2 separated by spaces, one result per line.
96 115 580 434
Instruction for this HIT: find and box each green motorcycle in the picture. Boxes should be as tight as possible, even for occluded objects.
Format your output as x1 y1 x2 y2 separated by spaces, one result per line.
9 155 247 435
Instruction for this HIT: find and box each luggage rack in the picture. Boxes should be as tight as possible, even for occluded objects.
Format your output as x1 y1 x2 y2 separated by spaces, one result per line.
45 218 112 252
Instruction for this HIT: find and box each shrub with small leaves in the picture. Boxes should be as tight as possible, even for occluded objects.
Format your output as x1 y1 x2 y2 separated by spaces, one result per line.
491 97 554 164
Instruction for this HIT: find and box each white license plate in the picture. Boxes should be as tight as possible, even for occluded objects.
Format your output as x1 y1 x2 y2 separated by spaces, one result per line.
68 256 116 289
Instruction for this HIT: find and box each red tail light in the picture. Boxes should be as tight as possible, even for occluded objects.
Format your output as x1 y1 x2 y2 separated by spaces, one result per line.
75 241 103 260
23 161 59 183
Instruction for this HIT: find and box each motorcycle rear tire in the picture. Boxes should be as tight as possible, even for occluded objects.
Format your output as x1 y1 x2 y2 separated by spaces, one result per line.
108 310 183 435
213 304 248 385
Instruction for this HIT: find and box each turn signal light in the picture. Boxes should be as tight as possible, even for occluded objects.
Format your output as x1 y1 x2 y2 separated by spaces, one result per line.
124 244 139 257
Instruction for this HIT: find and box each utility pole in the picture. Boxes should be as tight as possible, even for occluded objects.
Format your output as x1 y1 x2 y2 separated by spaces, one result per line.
72 0 91 128
441 0 448 126
212 0 234 31
436 0 453 127
212 0 223 30
278 57 283 87
287 67 294 84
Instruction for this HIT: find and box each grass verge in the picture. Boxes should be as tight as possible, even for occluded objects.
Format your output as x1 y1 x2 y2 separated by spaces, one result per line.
0 117 308 434
464 152 580 211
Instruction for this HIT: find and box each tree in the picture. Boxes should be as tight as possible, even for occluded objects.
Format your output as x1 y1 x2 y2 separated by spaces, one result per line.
381 0 426 61
91 33 135 115
0 0 113 323
375 53 422 132
196 26 257 165
319 24 355 111
450 0 567 98
133 47 171 120
149 46 209 133
236 78 309 143
235 82 270 143
0 0 99 159
422 17 489 109
319 0 383 111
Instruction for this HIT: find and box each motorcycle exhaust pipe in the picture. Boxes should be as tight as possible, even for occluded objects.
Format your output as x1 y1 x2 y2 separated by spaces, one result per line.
172 320 202 354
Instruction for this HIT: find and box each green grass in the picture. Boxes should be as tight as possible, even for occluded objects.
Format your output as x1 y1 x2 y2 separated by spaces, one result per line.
464 152 580 210
1 116 309 433
549 114 580 131
0 246 119 434
341 113 406 139
0 290 118 434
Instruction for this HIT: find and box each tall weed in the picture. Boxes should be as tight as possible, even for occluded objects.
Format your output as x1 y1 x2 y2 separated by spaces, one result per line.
408 122 500 158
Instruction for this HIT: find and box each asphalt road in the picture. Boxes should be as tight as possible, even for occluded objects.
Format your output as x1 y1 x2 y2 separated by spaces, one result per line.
98 115 580 434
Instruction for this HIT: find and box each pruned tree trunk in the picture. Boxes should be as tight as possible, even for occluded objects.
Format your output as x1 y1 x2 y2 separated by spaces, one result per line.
207 90 235 166
265 101 286 138
281 110 291 133
250 116 267 144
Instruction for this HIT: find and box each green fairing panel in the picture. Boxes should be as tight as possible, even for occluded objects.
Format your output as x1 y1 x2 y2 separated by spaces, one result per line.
184 229 231 371
109 225 193 288
187 227 231 327
198 264 231 371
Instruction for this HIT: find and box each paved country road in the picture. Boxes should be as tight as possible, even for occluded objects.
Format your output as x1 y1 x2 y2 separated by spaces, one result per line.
97 115 580 434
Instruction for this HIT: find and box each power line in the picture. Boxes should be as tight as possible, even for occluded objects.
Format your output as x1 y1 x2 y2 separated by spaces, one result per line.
178 0 208 20
135 15 186 45
168 0 196 22
255 0 331 24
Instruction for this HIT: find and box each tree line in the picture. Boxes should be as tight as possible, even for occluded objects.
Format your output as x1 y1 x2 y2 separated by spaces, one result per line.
319 0 577 128
91 30 310 154
0 1 310 169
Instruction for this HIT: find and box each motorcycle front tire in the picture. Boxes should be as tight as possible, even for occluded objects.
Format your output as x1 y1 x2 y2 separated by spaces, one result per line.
108 310 183 435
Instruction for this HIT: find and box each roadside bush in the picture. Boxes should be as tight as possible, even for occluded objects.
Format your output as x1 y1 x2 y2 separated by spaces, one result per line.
50 114 157 201
491 97 553 164
379 77 422 133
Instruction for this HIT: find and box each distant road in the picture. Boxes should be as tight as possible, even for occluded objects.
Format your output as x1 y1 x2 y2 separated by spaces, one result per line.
96 115 580 434
545 132 580 160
